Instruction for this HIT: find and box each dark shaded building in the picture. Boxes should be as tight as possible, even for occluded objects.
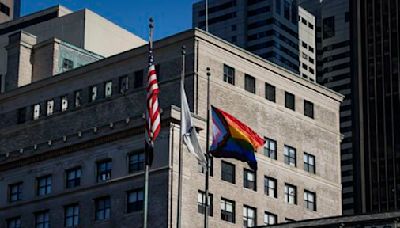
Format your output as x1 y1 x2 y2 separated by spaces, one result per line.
352 0 400 213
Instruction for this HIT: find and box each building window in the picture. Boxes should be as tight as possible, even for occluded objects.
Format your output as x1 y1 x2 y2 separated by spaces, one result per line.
304 190 316 211
285 92 295 110
97 159 112 182
7 217 21 228
74 90 82 107
46 100 54 116
0 3 10 16
37 175 52 196
221 198 235 223
264 211 277 225
308 22 314 30
285 184 297 204
244 169 256 191
35 211 50 228
17 107 26 124
244 74 256 93
104 81 112 98
127 188 144 213
33 104 41 120
134 70 144 88
264 138 277 159
221 161 235 184
95 197 111 221
301 17 307 25
302 41 308 48
284 145 296 167
304 100 314 119
223 64 235 85
119 75 129 93
264 176 277 198
64 204 79 227
304 153 315 174
308 46 314 53
243 205 256 227
9 182 22 202
66 167 81 188
323 16 335 39
89 86 97 102
265 83 276 102
62 58 74 72
61 95 68 112
128 151 145 173
198 190 213 216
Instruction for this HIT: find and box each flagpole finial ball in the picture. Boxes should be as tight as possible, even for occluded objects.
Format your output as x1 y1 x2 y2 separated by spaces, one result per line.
149 17 154 28
206 67 211 76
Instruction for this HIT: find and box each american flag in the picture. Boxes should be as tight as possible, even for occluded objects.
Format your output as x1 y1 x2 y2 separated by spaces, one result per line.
145 47 161 143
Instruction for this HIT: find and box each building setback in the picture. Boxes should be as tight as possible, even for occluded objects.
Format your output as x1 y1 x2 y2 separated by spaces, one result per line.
0 5 146 93
192 0 302 78
0 7 343 228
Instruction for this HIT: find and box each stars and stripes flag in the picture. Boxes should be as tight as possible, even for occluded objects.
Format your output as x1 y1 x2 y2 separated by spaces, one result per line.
145 36 161 166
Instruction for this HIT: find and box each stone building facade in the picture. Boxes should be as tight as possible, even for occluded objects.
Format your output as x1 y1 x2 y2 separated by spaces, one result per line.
0 24 343 228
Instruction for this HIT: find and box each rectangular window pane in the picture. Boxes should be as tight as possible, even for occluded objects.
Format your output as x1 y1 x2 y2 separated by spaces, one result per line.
104 81 112 98
33 104 41 120
66 167 81 188
64 204 79 227
17 107 26 124
285 92 295 110
9 182 22 202
74 90 82 108
264 212 277 225
134 70 144 88
244 74 256 93
35 211 49 228
285 184 297 204
129 151 145 173
197 190 213 216
243 206 256 227
61 95 68 112
221 198 235 223
265 83 276 102
284 145 296 166
304 190 316 211
46 100 54 116
221 161 235 184
89 86 97 102
37 175 51 196
244 169 256 191
7 217 21 228
119 75 129 93
264 176 277 198
304 100 314 118
264 138 277 159
223 64 235 85
127 188 144 213
304 153 315 174
97 160 112 182
95 197 111 221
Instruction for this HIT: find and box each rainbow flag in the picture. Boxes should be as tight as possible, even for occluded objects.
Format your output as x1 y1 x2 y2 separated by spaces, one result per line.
210 106 265 170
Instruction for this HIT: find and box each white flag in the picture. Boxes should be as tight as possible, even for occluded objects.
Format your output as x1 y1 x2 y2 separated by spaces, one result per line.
181 85 207 166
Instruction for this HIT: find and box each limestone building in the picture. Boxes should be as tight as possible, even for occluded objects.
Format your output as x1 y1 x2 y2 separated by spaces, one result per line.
0 7 343 227
0 5 146 93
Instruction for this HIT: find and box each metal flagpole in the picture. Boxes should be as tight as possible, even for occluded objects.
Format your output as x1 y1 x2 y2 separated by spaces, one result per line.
143 17 154 228
177 46 186 228
205 0 209 32
204 67 211 228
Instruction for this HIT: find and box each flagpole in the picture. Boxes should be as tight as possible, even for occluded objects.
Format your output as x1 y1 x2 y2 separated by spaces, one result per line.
204 67 211 228
177 46 186 228
143 17 154 228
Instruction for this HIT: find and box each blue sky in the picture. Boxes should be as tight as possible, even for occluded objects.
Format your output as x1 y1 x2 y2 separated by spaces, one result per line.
21 0 200 40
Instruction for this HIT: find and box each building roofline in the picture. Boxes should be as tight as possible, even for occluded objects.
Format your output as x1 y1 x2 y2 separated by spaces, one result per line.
192 28 344 102
0 28 343 103
0 5 72 28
